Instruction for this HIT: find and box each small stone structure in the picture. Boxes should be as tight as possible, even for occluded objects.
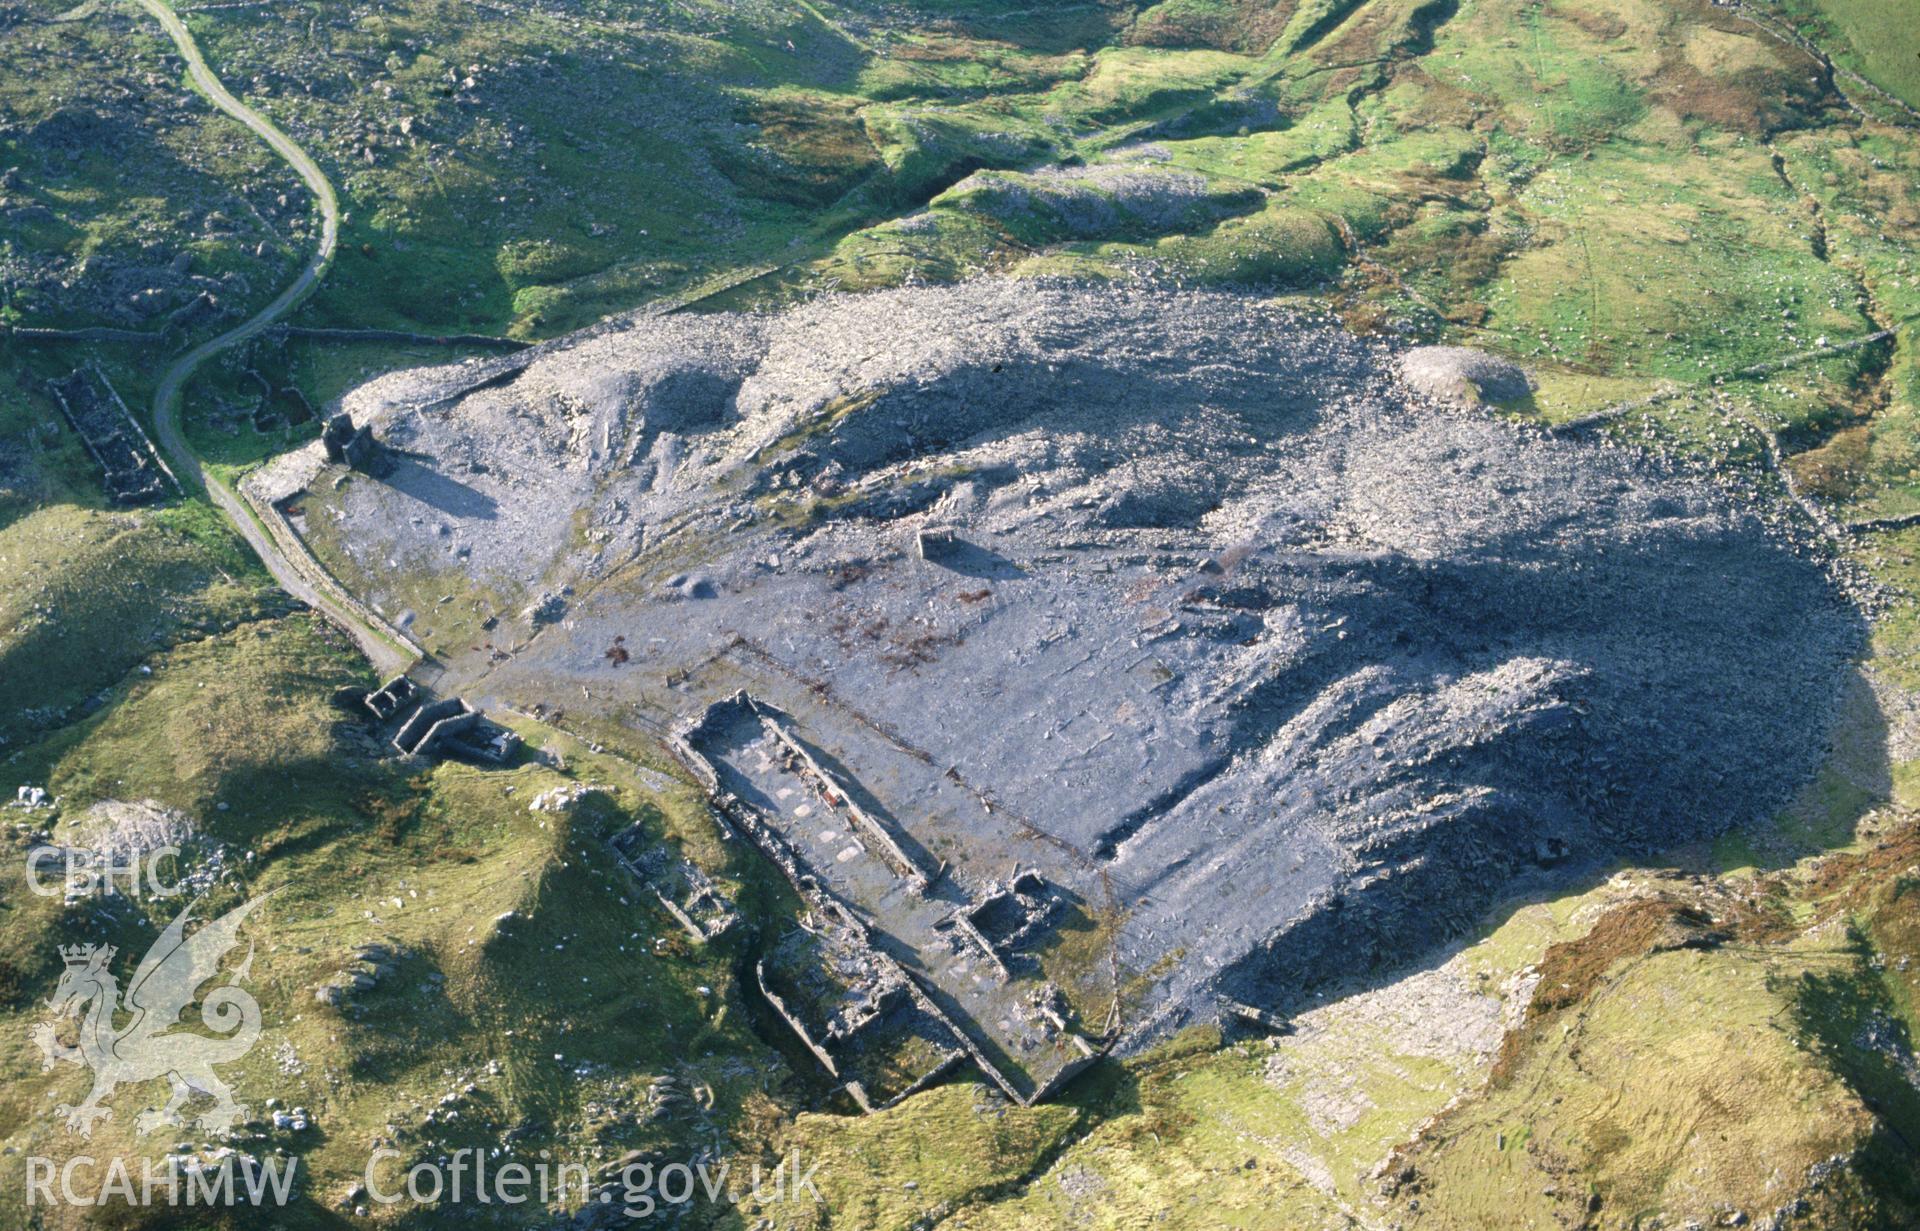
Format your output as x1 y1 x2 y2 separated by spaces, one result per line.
363 675 419 722
608 823 739 943
913 527 958 562
320 412 377 468
392 697 467 754
391 697 516 761
362 676 519 763
953 868 1058 979
757 703 934 893
756 914 967 1113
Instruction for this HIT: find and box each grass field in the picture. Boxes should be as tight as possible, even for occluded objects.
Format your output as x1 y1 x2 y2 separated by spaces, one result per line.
1792 0 1920 110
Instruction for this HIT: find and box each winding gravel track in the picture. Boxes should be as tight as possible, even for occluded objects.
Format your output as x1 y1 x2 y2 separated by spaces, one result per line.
131 0 416 677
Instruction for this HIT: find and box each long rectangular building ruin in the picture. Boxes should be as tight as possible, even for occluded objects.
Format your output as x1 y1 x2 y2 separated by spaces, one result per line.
674 691 1112 1106
47 367 177 505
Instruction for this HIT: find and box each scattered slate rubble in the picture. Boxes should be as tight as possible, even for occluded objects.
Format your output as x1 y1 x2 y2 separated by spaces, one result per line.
306 281 1861 1074
525 589 570 627
65 797 195 854
607 821 739 943
530 782 601 813
30 798 236 904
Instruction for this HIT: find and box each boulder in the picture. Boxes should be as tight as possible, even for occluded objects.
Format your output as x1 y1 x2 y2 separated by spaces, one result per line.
1399 346 1533 406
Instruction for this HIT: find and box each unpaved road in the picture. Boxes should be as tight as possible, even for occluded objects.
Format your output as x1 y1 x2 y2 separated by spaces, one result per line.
130 0 416 678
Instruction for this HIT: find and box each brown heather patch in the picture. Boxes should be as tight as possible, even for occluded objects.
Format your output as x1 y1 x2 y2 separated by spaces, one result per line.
1127 0 1302 54
1489 896 1721 1084
1128 5 1240 51
1382 214 1511 292
892 36 1000 63
1386 68 1487 130
1547 1 1628 44
1719 876 1804 945
1805 815 1920 903
1790 424 1874 502
1652 60 1822 137
1321 0 1418 64
1646 0 1822 138
723 93 883 207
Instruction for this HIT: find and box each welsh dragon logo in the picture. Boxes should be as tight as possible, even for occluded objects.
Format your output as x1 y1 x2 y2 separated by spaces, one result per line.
31 894 268 1137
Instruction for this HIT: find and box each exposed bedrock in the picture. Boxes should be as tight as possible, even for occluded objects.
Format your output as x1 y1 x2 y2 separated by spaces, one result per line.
319 282 1862 1038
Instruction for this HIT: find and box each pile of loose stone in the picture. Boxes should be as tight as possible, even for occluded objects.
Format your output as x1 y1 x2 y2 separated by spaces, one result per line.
322 281 1861 1031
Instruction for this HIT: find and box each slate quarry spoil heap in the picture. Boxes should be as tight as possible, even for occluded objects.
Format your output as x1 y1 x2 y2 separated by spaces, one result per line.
300 282 1860 1069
